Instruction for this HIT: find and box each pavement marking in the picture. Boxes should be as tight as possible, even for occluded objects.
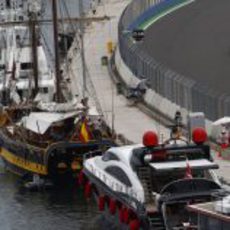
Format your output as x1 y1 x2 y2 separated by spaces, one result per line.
140 0 195 30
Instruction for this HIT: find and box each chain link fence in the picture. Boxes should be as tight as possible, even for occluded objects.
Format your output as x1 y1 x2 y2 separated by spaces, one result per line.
118 0 230 121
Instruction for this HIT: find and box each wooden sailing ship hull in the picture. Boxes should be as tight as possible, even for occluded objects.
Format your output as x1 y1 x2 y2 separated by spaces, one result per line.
0 147 47 177
0 131 114 183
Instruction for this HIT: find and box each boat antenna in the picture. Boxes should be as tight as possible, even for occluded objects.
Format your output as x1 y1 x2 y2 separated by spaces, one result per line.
79 0 87 99
52 0 62 103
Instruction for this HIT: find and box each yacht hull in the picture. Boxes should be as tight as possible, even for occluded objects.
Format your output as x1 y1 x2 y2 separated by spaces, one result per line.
83 168 151 229
83 167 223 230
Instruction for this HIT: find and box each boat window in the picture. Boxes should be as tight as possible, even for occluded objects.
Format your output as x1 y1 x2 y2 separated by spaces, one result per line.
105 166 132 187
0 64 5 70
39 87 48 93
18 16 24 21
102 151 119 162
21 62 33 70
19 74 29 79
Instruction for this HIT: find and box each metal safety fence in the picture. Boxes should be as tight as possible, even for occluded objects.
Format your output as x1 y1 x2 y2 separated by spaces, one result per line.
118 0 230 121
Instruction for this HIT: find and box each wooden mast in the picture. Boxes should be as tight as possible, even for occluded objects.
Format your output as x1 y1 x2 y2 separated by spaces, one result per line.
79 0 86 98
52 0 62 103
30 12 39 97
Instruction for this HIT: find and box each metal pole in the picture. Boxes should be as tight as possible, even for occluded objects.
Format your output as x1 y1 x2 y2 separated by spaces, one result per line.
52 0 61 102
79 0 87 98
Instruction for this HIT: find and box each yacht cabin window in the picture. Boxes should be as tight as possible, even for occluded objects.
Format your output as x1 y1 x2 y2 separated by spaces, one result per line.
102 151 120 162
21 62 33 70
0 64 5 70
105 166 132 187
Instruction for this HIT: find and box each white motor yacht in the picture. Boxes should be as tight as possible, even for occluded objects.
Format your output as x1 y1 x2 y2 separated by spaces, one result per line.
83 124 225 229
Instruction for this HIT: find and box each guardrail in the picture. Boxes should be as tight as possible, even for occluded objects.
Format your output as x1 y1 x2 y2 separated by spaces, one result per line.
118 0 229 121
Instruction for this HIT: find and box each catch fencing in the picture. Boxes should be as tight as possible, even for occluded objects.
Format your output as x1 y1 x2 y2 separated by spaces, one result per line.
118 0 229 121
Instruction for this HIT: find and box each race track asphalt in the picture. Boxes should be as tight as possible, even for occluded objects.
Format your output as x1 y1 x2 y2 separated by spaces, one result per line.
140 0 230 95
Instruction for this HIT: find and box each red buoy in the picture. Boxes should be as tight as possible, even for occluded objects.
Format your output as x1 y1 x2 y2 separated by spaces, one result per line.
84 182 92 199
98 196 105 211
192 128 207 144
78 170 85 186
129 219 140 230
109 199 117 215
143 131 158 147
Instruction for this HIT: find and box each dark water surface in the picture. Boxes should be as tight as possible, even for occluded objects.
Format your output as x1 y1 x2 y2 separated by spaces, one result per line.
0 160 102 230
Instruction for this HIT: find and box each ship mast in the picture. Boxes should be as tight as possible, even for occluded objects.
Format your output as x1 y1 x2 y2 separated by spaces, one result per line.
29 11 39 98
52 0 62 103
28 0 43 100
1 0 11 105
79 0 86 98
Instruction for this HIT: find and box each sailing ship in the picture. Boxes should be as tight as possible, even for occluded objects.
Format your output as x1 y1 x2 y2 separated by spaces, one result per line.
0 0 55 105
0 0 114 186
83 115 226 229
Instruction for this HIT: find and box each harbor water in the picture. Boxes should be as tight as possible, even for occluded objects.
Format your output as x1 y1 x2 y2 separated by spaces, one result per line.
0 159 118 230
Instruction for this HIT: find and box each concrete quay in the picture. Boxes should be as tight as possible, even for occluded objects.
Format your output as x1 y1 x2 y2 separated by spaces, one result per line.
66 0 230 183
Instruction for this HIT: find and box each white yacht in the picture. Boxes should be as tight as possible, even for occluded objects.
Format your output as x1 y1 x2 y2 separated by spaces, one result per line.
83 122 225 229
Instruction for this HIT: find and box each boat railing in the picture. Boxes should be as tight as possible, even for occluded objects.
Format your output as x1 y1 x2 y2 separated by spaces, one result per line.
25 139 51 149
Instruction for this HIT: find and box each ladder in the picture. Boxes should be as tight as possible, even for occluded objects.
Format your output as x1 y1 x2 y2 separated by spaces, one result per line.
138 166 153 203
148 212 166 230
